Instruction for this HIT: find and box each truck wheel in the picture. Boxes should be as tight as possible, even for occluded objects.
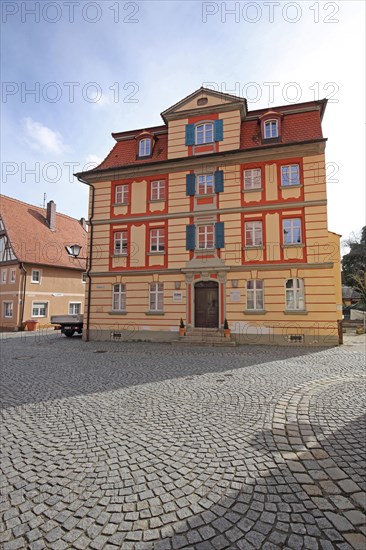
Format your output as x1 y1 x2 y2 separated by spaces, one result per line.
64 329 75 337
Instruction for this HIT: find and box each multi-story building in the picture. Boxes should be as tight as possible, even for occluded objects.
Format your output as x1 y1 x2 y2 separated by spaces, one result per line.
76 87 342 345
0 195 87 331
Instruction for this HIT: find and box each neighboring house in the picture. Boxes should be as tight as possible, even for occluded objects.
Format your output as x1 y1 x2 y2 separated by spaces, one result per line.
342 285 361 307
75 87 342 345
0 195 87 331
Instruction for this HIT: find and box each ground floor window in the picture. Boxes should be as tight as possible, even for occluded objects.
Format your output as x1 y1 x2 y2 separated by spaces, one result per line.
3 301 13 318
32 302 47 317
149 282 163 311
246 280 264 310
113 284 126 311
285 278 305 310
69 302 81 315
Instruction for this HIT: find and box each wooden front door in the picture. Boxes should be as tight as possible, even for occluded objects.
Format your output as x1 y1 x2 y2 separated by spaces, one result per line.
195 281 219 328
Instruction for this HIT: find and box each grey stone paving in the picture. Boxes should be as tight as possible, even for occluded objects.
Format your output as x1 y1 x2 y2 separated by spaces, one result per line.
0 331 365 549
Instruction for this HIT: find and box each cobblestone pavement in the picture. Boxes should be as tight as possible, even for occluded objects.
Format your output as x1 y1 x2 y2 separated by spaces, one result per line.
1 333 365 550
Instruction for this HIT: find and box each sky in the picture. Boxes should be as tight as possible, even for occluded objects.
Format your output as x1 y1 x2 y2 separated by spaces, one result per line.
1 0 365 245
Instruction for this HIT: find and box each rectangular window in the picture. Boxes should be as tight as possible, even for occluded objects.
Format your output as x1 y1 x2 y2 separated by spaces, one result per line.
286 278 305 310
264 120 278 139
139 138 151 157
10 269 16 283
82 272 87 283
244 169 262 190
112 284 126 311
1 269 7 284
151 180 166 201
245 221 263 247
283 218 302 244
197 174 214 195
115 184 129 204
31 269 41 283
150 228 165 252
281 164 300 186
32 302 47 317
114 231 128 255
198 225 215 249
195 123 214 145
3 301 13 318
246 280 264 311
149 282 163 312
69 302 81 315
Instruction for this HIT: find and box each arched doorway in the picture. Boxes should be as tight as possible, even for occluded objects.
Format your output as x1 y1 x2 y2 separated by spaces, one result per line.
194 281 219 328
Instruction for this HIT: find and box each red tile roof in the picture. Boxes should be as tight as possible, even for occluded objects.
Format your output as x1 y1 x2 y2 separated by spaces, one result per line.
98 132 168 170
86 100 326 174
0 195 87 270
240 110 323 149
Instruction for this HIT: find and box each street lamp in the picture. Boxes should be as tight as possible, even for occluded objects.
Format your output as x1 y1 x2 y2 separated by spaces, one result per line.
65 244 84 258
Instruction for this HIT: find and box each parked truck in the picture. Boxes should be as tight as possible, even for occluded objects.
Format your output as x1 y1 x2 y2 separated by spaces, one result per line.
51 314 83 337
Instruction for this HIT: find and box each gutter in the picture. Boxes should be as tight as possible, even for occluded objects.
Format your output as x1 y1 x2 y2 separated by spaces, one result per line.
75 138 328 181
76 176 95 342
19 263 27 330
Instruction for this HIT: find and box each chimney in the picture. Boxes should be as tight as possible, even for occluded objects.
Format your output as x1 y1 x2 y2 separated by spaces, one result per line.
46 200 56 231
79 217 87 230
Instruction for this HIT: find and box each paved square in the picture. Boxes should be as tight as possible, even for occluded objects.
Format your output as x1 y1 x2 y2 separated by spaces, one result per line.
1 332 365 549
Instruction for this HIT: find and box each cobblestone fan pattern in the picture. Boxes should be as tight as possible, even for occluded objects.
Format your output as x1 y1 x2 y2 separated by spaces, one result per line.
1 333 365 549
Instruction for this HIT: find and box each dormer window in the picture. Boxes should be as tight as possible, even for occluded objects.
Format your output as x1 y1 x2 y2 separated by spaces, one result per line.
138 138 151 157
264 120 278 139
195 123 214 145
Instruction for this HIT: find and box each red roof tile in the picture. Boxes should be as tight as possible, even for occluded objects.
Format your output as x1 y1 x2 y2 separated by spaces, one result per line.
0 195 87 270
89 101 325 174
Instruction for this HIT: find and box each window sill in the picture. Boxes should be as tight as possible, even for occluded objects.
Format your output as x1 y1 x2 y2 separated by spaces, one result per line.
112 203 129 207
280 184 302 190
145 311 165 316
244 310 266 315
148 199 166 203
109 310 127 315
147 251 166 256
195 248 215 253
281 243 304 248
243 188 264 193
136 154 153 160
243 245 264 250
112 254 128 258
196 193 216 198
284 310 308 315
262 136 281 144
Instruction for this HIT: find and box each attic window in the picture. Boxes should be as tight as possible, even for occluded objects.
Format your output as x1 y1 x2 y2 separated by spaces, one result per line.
197 97 208 106
138 138 151 157
264 120 278 139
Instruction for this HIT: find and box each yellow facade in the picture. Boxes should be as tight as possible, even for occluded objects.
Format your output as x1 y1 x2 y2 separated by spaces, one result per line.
78 88 342 345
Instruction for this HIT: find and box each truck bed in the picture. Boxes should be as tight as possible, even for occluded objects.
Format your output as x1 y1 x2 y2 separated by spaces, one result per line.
50 314 84 325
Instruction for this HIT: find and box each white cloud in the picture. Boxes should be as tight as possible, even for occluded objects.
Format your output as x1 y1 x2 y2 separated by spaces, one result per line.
23 118 69 155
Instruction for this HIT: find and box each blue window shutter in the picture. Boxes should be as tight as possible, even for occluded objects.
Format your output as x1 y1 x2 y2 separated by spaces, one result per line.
186 173 196 196
185 124 195 146
186 224 196 250
215 222 225 249
214 119 224 142
214 170 224 193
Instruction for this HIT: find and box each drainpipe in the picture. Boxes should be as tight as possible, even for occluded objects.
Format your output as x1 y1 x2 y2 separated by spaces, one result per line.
77 176 95 342
19 262 27 330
